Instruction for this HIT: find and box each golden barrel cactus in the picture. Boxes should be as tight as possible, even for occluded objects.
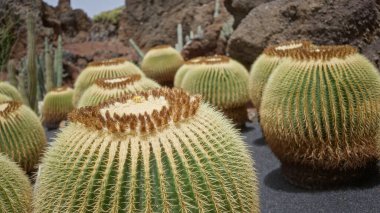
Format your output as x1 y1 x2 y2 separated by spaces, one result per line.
73 57 144 106
42 86 74 129
173 57 203 88
178 55 250 127
260 45 380 188
35 88 259 212
77 74 160 107
141 45 184 86
0 101 46 173
0 81 23 102
0 154 33 213
249 40 312 113
0 93 11 103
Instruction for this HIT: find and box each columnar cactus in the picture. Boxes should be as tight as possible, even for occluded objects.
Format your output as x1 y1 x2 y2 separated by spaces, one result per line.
0 81 23 102
34 88 259 212
178 55 250 127
0 154 33 213
260 45 380 188
78 74 160 107
0 101 47 173
249 40 312 113
141 45 184 86
42 86 74 129
73 57 144 106
26 12 37 112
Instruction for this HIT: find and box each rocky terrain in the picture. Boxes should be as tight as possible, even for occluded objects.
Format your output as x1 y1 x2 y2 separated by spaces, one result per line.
2 0 380 82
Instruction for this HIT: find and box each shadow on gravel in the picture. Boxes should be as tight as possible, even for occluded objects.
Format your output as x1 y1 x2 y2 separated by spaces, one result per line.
253 137 266 146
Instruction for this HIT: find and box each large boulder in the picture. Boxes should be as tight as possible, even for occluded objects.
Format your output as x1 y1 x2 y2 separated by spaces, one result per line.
227 0 380 67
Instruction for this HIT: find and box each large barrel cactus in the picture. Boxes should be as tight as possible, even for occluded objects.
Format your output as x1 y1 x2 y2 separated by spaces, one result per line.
0 81 23 102
178 55 250 127
173 57 203 88
260 45 380 188
0 101 46 173
42 86 74 129
73 57 144 106
249 41 311 113
0 94 11 103
141 45 184 86
0 154 33 213
35 88 259 212
78 74 160 107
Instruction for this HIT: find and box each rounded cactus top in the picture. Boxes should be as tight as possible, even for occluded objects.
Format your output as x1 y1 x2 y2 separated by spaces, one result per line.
0 101 21 117
0 81 23 102
95 74 142 89
179 55 249 108
0 93 11 103
141 45 184 83
263 40 312 57
70 88 201 134
50 86 73 94
283 45 358 61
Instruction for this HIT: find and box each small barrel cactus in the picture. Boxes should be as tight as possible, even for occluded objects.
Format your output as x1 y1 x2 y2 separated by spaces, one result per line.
261 45 380 188
0 154 33 213
249 40 312 113
42 86 74 129
73 57 144 106
34 88 259 212
0 93 11 103
0 81 24 102
141 45 184 86
78 74 160 107
0 101 47 173
178 55 250 127
173 57 203 88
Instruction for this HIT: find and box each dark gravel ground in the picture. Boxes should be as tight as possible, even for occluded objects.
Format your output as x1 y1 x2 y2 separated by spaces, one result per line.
46 121 380 213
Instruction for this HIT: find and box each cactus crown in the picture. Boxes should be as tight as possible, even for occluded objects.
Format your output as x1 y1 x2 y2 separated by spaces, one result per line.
51 86 71 93
285 45 357 61
0 101 21 117
95 74 142 89
88 57 132 67
150 44 172 50
187 55 230 65
263 40 312 57
69 88 201 134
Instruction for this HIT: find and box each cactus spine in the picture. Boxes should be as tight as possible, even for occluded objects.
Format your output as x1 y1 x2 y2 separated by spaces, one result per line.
35 88 259 212
55 35 63 87
0 101 47 173
26 12 37 112
0 154 33 213
260 45 380 188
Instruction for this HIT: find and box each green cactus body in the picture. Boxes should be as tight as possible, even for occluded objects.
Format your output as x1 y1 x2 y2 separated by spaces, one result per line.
26 12 37 112
44 38 55 92
0 82 23 102
260 45 380 188
7 59 18 88
55 35 63 87
0 94 11 103
0 101 46 173
42 86 74 129
0 154 32 213
173 57 203 88
141 45 184 86
249 40 312 112
73 58 144 106
34 88 259 212
179 55 250 127
78 74 160 107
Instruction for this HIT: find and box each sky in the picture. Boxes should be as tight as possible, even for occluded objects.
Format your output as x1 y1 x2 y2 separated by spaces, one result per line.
43 0 125 17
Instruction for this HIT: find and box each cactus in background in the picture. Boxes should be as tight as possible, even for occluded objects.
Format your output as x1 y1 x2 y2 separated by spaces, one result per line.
44 38 55 92
34 88 259 212
55 35 63 87
0 154 33 213
7 59 18 87
249 40 312 113
78 74 160 107
0 101 47 173
178 55 250 127
42 86 74 129
37 54 46 101
175 23 183 51
26 12 37 112
213 0 220 18
17 60 29 105
0 94 11 103
0 82 23 102
141 45 184 86
73 57 145 106
128 38 145 59
261 45 380 188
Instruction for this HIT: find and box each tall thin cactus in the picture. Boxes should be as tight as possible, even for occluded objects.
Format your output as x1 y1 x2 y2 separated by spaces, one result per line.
54 35 63 87
7 59 17 87
44 38 54 92
128 38 145 59
26 12 37 112
175 23 183 51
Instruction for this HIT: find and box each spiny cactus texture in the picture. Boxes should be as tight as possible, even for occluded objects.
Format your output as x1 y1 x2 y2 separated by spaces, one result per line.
42 86 74 129
0 154 32 213
0 81 23 102
0 101 47 173
26 12 37 112
78 74 160 107
35 88 259 212
141 45 184 86
0 94 11 103
173 57 203 88
178 55 250 127
73 57 144 106
260 45 380 188
249 40 312 112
